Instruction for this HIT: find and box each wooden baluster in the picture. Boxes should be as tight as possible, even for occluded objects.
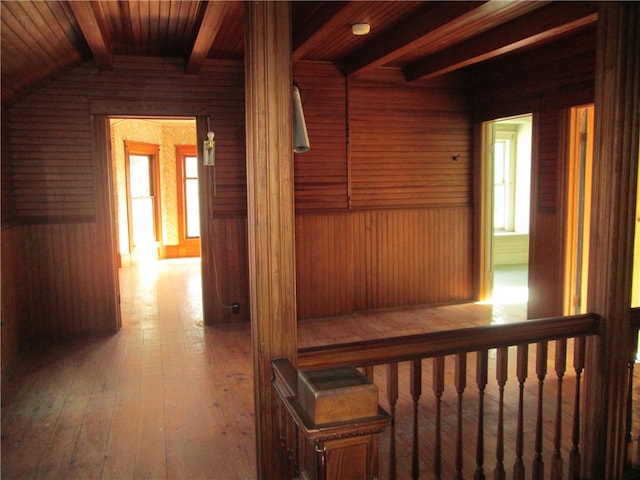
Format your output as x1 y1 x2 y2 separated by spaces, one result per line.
551 339 567 479
433 356 445 480
626 358 634 469
494 347 508 480
292 417 300 479
533 341 548 480
364 366 374 382
455 353 467 479
475 349 488 480
569 336 585 479
513 344 528 480
388 362 399 480
411 359 422 480
625 332 639 469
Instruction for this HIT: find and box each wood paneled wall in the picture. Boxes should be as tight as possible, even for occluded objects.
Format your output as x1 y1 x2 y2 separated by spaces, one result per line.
6 57 249 341
1 226 25 373
201 217 250 323
4 56 477 344
469 28 597 318
350 71 471 210
296 207 472 320
294 64 474 320
293 62 348 211
21 222 115 337
2 106 16 224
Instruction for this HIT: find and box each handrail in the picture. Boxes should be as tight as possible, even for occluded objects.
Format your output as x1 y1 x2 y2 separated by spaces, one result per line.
298 313 601 369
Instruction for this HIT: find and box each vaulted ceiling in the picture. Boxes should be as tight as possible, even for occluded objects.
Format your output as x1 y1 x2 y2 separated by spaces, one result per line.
1 0 598 104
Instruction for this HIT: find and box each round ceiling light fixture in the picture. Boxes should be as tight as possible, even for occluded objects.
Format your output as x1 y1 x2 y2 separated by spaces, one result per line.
351 23 371 36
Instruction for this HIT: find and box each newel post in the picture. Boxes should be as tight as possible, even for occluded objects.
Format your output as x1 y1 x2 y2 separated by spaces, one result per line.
582 2 639 478
244 2 298 479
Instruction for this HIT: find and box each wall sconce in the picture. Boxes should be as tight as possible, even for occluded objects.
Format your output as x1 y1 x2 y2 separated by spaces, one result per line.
203 131 215 166
293 85 310 153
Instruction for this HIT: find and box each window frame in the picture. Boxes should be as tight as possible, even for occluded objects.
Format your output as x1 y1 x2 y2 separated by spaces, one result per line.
176 145 200 245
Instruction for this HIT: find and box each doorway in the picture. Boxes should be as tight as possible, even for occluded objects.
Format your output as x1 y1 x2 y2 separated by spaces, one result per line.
109 117 202 327
109 117 200 266
482 114 533 313
564 105 594 314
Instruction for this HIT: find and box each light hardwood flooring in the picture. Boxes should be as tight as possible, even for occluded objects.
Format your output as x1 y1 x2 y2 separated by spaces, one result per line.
2 259 255 479
2 259 537 479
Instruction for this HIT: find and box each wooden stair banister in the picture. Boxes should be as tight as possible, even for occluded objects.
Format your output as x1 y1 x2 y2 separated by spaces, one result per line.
272 358 391 480
294 313 604 478
297 314 600 369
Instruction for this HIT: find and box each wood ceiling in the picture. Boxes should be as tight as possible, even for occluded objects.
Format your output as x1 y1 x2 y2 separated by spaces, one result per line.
1 0 598 104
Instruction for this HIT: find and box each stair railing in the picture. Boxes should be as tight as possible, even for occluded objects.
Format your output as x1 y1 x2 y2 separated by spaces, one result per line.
286 313 601 479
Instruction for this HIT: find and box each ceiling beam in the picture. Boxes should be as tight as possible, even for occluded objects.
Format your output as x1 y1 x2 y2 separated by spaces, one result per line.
186 1 229 74
403 1 598 82
342 1 490 77
68 1 112 69
292 1 359 63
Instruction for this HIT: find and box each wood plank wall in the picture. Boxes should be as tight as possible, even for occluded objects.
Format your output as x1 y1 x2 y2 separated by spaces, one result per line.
294 64 474 319
2 107 26 373
293 62 348 211
469 28 596 319
349 70 472 210
1 227 24 373
5 57 251 341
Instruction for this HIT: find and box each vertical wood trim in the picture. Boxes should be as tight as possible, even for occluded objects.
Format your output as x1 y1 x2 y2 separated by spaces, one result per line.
175 144 200 255
92 115 120 332
244 3 297 479
583 3 640 477
346 76 352 210
473 122 493 301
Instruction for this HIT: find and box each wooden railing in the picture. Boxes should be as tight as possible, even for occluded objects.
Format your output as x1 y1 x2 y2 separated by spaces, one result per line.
625 307 640 473
279 314 603 479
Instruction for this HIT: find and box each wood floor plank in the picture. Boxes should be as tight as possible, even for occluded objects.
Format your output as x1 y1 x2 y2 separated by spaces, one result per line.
101 390 140 480
34 394 90 479
65 393 116 479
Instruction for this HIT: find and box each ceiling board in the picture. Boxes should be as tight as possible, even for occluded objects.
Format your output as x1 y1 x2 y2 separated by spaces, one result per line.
1 0 598 104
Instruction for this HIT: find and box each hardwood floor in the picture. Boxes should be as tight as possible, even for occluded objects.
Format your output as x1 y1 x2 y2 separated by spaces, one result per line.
1 259 255 479
1 260 547 480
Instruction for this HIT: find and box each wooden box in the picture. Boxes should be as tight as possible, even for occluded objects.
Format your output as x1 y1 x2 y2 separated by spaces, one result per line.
297 366 378 425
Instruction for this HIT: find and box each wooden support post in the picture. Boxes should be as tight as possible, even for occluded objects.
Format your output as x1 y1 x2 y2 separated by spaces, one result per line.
583 3 640 478
244 2 298 479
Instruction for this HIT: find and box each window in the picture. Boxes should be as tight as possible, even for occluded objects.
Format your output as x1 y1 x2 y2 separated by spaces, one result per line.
183 154 200 238
176 146 200 242
493 131 517 232
124 141 161 261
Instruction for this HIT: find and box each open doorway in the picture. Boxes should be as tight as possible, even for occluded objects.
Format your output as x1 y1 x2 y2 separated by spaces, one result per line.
481 114 533 318
564 105 594 315
109 117 202 326
110 117 200 265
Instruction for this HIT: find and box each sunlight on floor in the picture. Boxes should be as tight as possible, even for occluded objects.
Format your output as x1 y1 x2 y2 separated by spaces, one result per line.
491 285 529 305
477 264 529 324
